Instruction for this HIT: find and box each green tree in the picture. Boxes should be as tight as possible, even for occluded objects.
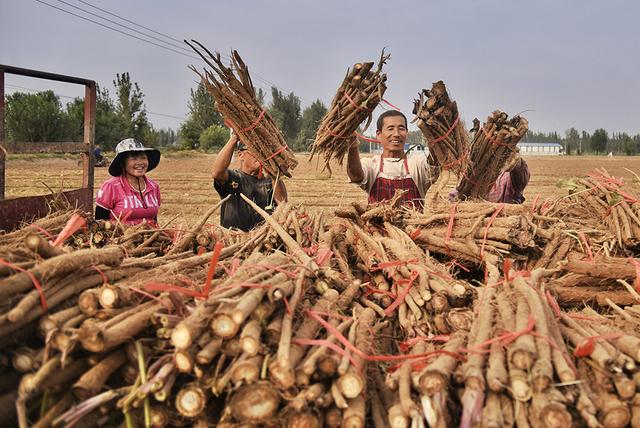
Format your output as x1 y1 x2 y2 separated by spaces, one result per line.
5 90 69 142
580 130 591 154
256 88 266 107
622 133 636 155
591 128 608 154
268 87 301 146
113 72 151 141
179 83 222 149
152 128 178 148
199 125 230 151
564 127 579 155
66 85 124 150
295 99 327 151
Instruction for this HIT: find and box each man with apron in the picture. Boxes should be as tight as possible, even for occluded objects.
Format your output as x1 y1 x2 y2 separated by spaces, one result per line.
347 111 439 209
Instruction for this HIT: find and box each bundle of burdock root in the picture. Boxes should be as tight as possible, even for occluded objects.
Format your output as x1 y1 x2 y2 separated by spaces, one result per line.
412 80 471 176
4 170 640 427
456 110 529 200
311 50 390 173
186 41 297 178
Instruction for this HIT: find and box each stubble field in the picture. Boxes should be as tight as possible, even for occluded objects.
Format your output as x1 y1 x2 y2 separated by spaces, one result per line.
4 153 640 226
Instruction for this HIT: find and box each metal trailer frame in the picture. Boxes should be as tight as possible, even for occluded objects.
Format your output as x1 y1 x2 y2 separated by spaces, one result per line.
0 64 96 232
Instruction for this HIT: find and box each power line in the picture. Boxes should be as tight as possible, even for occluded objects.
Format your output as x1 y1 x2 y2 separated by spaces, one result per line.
75 0 184 45
53 0 194 54
6 83 76 99
33 0 201 60
34 0 294 98
147 111 185 121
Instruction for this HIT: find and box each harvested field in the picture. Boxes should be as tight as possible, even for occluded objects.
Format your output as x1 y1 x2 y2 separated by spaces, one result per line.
4 153 640 225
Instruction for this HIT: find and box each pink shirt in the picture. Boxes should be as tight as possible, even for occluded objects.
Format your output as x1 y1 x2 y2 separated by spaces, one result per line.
96 176 161 225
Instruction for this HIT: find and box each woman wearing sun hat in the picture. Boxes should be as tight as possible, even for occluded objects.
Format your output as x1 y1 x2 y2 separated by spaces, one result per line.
94 138 161 225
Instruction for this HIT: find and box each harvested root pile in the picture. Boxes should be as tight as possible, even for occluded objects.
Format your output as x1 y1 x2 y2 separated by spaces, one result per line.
545 168 640 248
311 50 390 172
186 41 297 178
456 110 529 200
412 80 471 175
3 171 640 427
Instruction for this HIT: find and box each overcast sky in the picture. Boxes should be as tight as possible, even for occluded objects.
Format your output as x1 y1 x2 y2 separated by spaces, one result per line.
1 0 639 136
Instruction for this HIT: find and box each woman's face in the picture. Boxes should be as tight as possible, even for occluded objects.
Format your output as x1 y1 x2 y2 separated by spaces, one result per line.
123 152 149 178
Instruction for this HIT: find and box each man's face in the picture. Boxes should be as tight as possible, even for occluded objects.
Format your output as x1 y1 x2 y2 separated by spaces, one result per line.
376 115 407 155
239 150 261 175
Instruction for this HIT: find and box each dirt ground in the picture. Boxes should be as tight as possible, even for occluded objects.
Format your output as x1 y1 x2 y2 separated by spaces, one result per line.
4 153 640 226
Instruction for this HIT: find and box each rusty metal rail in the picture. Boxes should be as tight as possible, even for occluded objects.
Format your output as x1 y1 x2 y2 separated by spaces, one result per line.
0 64 96 232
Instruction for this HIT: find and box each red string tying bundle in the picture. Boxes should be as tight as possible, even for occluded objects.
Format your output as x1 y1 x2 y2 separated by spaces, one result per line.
428 115 460 146
0 258 47 311
480 204 504 259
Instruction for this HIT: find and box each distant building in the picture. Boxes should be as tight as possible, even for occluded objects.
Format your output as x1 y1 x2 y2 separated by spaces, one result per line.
516 142 564 156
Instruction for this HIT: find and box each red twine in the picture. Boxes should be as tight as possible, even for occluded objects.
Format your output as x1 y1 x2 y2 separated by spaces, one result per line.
344 92 373 112
371 258 418 272
224 110 266 133
381 98 401 111
409 228 422 240
480 204 504 259
90 265 108 285
264 144 288 161
384 271 420 316
579 232 594 262
530 193 541 214
143 241 224 298
306 310 466 365
573 333 624 358
428 116 460 146
0 258 47 311
354 132 381 144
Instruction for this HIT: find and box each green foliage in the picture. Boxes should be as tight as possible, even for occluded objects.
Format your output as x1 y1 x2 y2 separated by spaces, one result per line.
5 75 176 152
564 127 579 155
591 128 608 154
556 177 584 193
255 88 266 107
623 134 636 155
199 125 230 151
152 128 178 148
65 86 124 150
113 72 151 141
268 87 301 146
5 90 70 142
295 99 327 151
179 83 222 149
179 119 202 150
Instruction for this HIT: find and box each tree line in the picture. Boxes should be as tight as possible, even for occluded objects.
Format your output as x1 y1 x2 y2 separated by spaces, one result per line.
4 72 640 155
524 129 640 155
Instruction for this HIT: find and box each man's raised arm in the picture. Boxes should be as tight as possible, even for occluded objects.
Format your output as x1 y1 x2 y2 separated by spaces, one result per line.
346 142 365 183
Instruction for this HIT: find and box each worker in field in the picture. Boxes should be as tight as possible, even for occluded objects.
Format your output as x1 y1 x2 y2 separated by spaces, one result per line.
448 153 530 203
211 131 287 231
484 155 530 203
95 138 161 225
346 110 440 209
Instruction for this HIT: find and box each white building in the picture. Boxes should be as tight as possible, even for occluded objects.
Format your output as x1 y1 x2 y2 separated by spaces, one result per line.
516 142 564 156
